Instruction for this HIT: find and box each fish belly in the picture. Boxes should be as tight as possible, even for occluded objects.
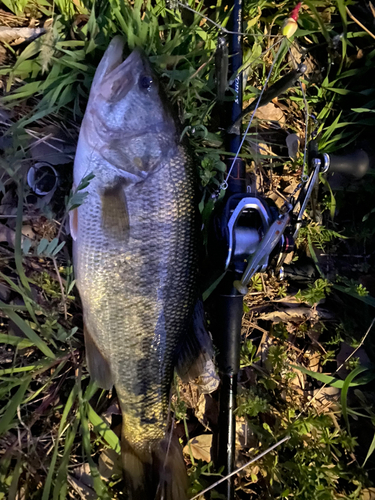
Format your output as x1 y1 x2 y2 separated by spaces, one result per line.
75 147 198 446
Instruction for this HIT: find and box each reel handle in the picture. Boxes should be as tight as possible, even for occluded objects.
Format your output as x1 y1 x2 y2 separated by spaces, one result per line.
327 149 369 179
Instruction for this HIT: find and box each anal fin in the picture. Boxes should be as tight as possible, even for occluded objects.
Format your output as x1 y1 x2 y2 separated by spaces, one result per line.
84 325 113 390
176 300 219 394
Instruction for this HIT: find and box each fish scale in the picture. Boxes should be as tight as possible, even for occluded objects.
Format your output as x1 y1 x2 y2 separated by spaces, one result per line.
72 38 200 499
76 148 198 440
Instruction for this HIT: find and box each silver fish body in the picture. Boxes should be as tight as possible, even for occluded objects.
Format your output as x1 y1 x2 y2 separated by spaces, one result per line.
71 37 199 499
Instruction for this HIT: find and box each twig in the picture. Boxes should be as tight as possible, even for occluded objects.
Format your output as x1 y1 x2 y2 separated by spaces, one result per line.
52 256 67 320
189 435 290 499
346 7 375 41
189 52 215 80
246 321 269 335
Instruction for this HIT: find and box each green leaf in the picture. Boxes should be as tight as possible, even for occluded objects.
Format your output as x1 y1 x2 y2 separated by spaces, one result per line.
319 174 336 219
53 418 80 500
87 404 121 454
291 365 375 389
333 284 375 307
0 378 30 436
341 366 368 434
15 183 31 293
37 238 49 256
363 428 375 467
46 238 59 255
202 272 226 302
0 302 55 359
0 334 33 348
51 241 66 257
42 385 78 500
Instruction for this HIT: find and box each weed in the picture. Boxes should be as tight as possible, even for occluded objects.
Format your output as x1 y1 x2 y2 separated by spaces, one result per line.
296 278 332 305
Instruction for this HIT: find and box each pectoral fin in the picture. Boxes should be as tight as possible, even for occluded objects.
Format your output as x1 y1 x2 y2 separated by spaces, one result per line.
69 207 79 241
101 179 130 242
84 325 113 390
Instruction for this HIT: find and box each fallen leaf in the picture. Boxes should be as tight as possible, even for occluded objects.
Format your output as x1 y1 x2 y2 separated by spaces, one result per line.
0 27 45 44
259 306 333 323
101 400 121 427
254 102 285 125
99 448 122 479
286 133 300 159
68 475 97 500
183 434 212 463
195 393 218 429
305 348 321 373
362 488 375 500
259 307 315 323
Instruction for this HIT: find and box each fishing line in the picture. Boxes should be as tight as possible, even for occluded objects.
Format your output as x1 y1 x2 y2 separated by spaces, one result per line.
288 45 309 182
189 435 291 499
228 38 284 86
220 48 281 191
176 1 277 38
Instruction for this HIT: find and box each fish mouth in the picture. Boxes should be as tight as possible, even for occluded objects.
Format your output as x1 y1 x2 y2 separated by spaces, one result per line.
99 46 151 103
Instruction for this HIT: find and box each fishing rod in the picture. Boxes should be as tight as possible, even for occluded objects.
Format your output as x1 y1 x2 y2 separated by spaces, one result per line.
207 3 370 500
209 0 244 498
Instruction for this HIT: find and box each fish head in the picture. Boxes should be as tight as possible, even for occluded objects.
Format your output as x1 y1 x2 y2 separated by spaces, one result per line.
82 37 177 177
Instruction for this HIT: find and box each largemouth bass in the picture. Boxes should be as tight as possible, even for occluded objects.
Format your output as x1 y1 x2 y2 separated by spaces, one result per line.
71 37 200 500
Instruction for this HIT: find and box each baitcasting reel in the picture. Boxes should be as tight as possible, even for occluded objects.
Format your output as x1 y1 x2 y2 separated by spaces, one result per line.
214 143 370 295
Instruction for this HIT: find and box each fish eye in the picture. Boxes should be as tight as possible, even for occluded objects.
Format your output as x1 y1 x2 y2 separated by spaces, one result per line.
139 75 153 92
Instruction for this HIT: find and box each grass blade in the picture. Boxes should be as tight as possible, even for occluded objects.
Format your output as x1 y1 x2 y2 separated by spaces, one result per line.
291 364 374 389
15 182 31 294
363 426 375 466
53 418 80 500
8 454 22 500
341 365 368 434
0 378 30 436
87 404 121 454
42 385 78 500
0 333 33 348
0 302 55 358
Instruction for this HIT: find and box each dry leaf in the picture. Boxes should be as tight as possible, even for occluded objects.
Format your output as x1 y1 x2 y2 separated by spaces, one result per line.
235 416 249 448
259 307 315 323
99 448 122 479
305 347 321 373
362 488 375 500
254 102 285 124
195 393 218 429
290 366 305 391
0 27 45 44
70 464 96 500
272 295 303 306
259 306 333 323
183 434 212 463
286 133 300 159
101 400 121 426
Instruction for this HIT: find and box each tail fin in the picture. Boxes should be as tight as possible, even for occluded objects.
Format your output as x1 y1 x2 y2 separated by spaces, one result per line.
122 433 188 500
